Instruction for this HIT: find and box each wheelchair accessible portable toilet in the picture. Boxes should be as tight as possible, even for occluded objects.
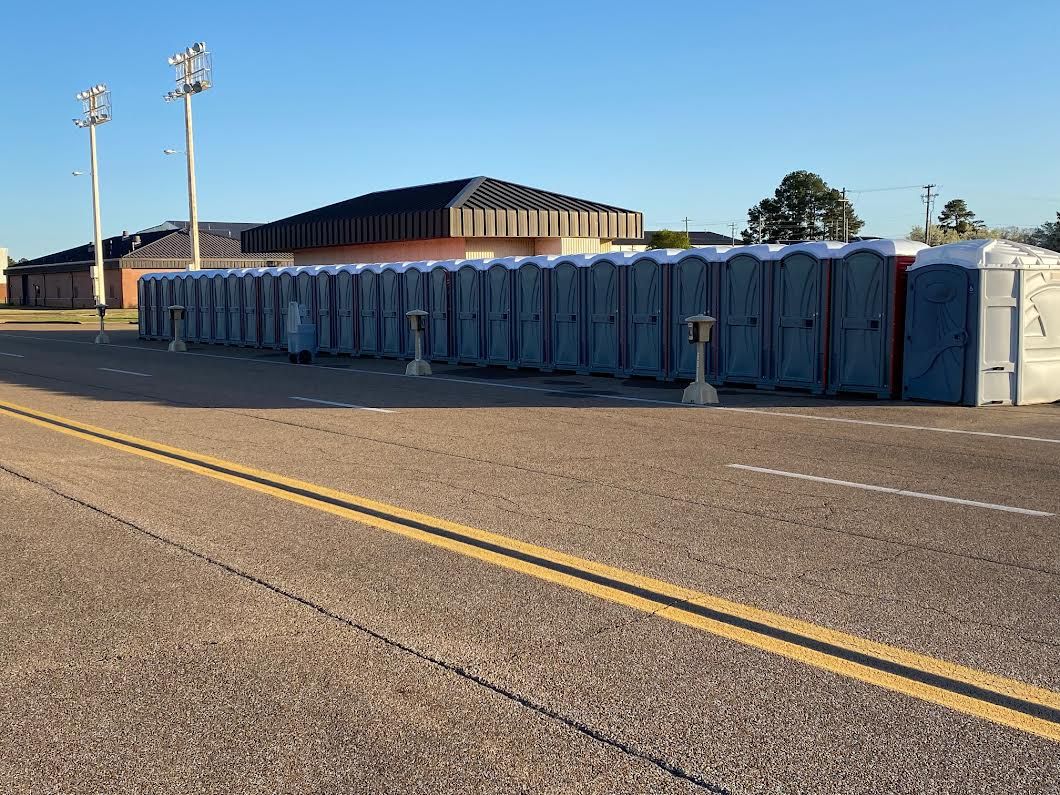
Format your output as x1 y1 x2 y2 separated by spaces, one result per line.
903 239 1060 406
828 239 927 397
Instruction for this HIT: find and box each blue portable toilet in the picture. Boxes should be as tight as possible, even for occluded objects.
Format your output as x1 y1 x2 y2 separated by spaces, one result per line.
183 274 200 342
454 262 484 364
484 259 517 367
156 278 171 339
358 265 381 356
277 268 296 348
400 262 431 358
260 270 279 348
719 245 783 386
242 269 260 347
207 272 227 343
429 264 455 362
829 239 926 397
515 257 552 369
626 251 676 378
379 266 404 357
670 249 726 381
309 266 335 353
771 242 844 393
225 272 243 345
586 255 623 375
550 260 585 372
296 269 316 324
904 239 1060 406
137 278 148 337
334 266 356 354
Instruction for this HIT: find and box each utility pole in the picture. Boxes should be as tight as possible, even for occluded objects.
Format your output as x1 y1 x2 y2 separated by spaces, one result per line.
922 184 936 246
729 221 737 245
165 42 212 270
682 217 691 237
841 188 849 243
73 83 111 341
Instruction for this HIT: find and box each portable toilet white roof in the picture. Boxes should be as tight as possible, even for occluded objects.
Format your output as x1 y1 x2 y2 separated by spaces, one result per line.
904 239 1060 406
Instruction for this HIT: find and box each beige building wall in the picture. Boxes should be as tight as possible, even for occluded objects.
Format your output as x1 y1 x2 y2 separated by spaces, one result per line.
293 236 615 265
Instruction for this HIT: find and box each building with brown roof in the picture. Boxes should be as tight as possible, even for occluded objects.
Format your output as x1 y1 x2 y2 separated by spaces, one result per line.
4 222 291 308
241 177 643 265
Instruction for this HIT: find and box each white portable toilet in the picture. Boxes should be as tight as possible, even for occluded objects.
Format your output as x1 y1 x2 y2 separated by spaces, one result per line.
903 239 1060 406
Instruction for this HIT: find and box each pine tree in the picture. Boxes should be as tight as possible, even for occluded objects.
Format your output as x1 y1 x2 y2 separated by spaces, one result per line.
741 171 863 243
936 199 985 235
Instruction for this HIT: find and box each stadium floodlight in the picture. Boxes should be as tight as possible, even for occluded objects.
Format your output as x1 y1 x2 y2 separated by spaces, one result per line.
72 82 112 339
164 41 212 270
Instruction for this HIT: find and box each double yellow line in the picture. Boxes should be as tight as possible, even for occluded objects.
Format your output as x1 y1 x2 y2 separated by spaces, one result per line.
1 397 1058 743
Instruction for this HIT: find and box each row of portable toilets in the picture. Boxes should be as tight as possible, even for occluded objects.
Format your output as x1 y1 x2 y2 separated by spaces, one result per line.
138 239 1060 404
138 241 922 397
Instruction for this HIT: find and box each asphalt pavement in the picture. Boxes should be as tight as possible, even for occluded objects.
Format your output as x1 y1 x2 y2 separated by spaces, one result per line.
0 325 1058 794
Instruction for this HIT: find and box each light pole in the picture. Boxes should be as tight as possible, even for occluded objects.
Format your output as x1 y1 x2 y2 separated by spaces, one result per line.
73 83 111 339
164 41 212 271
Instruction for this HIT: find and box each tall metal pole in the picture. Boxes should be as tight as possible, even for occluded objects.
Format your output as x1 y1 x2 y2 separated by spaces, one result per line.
87 121 105 307
923 184 936 246
183 62 201 271
841 188 849 243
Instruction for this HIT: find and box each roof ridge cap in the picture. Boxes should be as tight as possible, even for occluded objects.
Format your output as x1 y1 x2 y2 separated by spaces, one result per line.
446 176 488 209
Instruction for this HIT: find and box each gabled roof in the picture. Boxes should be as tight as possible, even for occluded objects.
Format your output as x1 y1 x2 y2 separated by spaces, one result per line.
138 220 263 238
242 176 643 253
124 230 289 260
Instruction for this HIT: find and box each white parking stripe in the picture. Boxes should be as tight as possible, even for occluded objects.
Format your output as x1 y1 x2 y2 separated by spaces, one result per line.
5 332 1059 446
290 396 394 413
0 352 25 358
98 367 151 378
727 464 1054 517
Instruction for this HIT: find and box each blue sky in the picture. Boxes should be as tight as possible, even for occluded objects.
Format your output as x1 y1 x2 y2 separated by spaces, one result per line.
3 0 1058 259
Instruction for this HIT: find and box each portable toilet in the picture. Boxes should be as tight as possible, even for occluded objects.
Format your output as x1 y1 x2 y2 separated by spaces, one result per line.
551 259 585 372
719 245 784 386
828 239 927 397
586 255 624 375
626 250 676 379
157 278 172 339
308 266 335 353
225 271 243 345
771 242 844 393
296 268 316 325
242 269 260 347
903 239 1060 406
515 257 553 369
429 264 455 362
484 258 517 367
138 276 153 338
210 272 228 343
454 261 485 364
358 265 382 356
670 248 727 381
260 270 279 348
171 276 187 336
401 262 431 358
379 265 404 357
183 274 201 342
334 266 356 354
277 268 296 347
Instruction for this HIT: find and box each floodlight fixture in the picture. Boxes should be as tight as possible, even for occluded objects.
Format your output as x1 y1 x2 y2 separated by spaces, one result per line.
72 82 111 319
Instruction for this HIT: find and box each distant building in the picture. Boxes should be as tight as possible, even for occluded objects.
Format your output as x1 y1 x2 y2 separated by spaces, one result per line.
4 223 291 308
611 230 736 253
241 176 643 265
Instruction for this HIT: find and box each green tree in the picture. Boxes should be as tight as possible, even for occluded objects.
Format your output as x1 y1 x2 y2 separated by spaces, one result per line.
741 171 863 243
909 224 1032 246
936 199 985 235
1030 212 1060 252
647 229 691 249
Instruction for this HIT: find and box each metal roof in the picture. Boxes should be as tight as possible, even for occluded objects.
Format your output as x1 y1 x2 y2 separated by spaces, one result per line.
614 230 737 247
241 176 643 253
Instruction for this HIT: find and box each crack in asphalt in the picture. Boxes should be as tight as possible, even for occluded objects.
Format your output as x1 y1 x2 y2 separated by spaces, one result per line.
0 461 731 794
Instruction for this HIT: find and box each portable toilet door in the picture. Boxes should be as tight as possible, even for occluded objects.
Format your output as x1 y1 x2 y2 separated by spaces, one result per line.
516 263 547 368
588 260 622 374
137 279 149 338
142 278 156 338
207 273 225 343
184 277 200 342
160 278 175 339
429 267 453 362
296 270 316 332
226 273 243 345
336 269 355 354
627 257 665 378
359 268 381 355
242 272 259 347
455 264 483 364
670 254 718 381
315 270 335 352
773 252 826 392
720 253 770 385
171 278 187 339
484 263 515 367
828 248 908 397
277 271 295 347
551 261 584 372
149 279 163 338
402 266 428 358
260 272 278 348
380 268 403 357
902 264 971 404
